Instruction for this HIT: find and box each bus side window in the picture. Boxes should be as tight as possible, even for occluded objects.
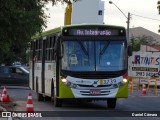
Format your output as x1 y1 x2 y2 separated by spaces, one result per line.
51 35 56 60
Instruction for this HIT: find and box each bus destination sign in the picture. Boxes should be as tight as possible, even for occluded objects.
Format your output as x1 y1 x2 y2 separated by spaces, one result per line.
63 28 125 36
76 29 113 36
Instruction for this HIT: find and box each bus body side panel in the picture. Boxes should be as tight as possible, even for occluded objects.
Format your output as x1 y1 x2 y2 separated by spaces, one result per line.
44 62 55 96
41 39 46 94
35 62 42 93
43 35 57 96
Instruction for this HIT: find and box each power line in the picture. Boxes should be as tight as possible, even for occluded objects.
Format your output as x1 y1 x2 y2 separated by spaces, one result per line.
131 13 160 22
104 10 160 22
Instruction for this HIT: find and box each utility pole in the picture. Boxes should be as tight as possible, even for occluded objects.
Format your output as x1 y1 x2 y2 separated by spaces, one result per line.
127 12 131 41
109 1 131 41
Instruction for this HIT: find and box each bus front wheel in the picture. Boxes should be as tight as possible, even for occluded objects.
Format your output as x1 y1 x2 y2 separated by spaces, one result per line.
107 98 117 108
53 86 62 107
54 97 62 107
37 93 44 101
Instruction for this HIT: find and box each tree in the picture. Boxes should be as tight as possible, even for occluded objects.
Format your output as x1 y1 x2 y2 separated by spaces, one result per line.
0 0 46 64
129 35 158 51
0 0 75 65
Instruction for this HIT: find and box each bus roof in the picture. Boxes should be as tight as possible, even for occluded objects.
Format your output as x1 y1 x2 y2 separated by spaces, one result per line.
31 24 125 39
31 27 61 39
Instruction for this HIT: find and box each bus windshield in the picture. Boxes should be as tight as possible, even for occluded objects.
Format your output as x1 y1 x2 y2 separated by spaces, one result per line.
61 40 127 71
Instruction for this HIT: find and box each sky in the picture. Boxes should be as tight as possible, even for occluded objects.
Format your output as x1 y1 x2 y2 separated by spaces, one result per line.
44 0 160 34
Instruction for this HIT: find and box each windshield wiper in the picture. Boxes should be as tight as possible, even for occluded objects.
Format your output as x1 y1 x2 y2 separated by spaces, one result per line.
99 41 111 64
77 40 89 56
99 41 111 56
77 40 90 65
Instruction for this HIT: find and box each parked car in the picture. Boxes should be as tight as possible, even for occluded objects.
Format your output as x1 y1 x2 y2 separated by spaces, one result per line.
0 66 29 86
12 62 22 67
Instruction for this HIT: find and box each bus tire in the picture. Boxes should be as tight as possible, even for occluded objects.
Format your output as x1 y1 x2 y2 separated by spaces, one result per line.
53 88 62 107
36 78 44 101
45 96 51 101
51 79 62 107
54 97 62 107
37 93 44 101
107 98 117 108
51 79 54 102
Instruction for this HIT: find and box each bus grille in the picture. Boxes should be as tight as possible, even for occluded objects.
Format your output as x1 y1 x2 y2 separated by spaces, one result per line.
61 70 127 79
78 84 112 87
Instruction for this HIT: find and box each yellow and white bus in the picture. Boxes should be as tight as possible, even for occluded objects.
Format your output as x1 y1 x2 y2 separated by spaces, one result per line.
29 24 132 108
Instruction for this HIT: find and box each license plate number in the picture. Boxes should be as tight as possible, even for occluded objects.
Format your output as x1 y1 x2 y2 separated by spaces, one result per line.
103 79 116 85
90 90 101 94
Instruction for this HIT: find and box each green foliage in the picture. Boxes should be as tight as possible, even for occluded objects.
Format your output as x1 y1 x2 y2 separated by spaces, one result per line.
44 0 77 5
0 0 69 65
0 0 76 65
0 0 48 65
129 35 157 51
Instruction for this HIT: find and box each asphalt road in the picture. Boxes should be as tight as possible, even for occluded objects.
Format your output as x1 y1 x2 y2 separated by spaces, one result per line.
1 86 160 120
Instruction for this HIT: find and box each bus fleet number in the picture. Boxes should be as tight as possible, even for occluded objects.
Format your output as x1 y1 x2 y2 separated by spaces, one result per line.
103 79 116 85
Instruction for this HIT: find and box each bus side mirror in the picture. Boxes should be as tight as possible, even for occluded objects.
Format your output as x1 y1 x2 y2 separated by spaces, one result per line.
128 45 132 56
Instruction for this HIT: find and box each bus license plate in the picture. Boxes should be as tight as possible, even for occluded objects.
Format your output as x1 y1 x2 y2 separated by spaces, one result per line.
90 90 101 94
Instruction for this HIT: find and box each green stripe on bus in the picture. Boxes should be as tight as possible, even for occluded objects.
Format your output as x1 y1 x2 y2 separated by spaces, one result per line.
59 80 75 98
116 83 128 98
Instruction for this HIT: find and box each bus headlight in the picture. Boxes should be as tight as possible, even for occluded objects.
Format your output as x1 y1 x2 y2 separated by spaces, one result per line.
118 79 128 87
61 78 77 88
61 78 67 83
123 78 127 83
